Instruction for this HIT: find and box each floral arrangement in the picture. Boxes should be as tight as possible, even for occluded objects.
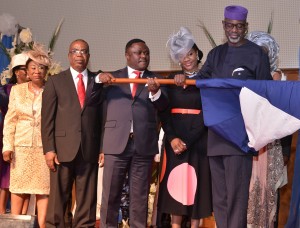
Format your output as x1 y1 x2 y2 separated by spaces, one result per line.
0 13 63 85
1 69 10 85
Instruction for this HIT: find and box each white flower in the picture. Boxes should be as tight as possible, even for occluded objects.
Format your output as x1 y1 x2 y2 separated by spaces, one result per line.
47 61 62 76
19 28 32 44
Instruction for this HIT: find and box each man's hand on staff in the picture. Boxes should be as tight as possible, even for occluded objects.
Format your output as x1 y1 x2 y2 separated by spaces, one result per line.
147 77 160 95
99 73 115 84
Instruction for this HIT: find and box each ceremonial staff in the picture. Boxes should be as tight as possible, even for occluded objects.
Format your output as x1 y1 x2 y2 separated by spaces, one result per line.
110 78 196 85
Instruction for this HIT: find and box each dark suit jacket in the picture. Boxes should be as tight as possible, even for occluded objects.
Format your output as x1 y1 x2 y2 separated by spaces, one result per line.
41 69 103 162
101 67 168 156
0 85 9 112
0 85 9 140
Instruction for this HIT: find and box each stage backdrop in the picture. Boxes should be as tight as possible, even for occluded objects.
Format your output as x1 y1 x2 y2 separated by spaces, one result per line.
1 0 299 72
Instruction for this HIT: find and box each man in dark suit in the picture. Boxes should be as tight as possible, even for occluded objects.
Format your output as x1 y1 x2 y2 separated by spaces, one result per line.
41 39 103 228
98 39 168 228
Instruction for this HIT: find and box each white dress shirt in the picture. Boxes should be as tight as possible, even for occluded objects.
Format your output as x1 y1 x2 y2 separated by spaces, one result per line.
70 67 88 91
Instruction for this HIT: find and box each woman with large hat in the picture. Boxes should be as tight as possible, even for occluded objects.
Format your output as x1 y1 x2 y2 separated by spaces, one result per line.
157 27 212 228
2 44 51 228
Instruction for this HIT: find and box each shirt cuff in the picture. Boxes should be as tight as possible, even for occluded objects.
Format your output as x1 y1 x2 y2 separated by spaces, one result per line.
95 74 102 83
149 89 161 102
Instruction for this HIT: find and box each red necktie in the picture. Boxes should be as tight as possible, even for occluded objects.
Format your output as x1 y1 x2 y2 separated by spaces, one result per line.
77 73 86 108
132 71 141 98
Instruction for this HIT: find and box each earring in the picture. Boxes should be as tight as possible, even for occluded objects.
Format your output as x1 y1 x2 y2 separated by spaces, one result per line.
178 62 181 66
197 56 200 61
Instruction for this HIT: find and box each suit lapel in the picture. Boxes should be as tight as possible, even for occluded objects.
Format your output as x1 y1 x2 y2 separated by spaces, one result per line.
66 70 83 112
119 68 132 96
65 69 79 103
116 67 149 101
84 71 94 102
65 69 90 112
82 70 95 111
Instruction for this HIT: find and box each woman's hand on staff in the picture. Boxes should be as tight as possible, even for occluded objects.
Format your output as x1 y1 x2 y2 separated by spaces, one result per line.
174 74 186 87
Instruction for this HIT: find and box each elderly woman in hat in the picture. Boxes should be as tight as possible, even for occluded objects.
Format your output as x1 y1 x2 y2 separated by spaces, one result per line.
157 27 212 228
8 53 30 85
246 31 292 228
0 53 30 215
2 44 51 228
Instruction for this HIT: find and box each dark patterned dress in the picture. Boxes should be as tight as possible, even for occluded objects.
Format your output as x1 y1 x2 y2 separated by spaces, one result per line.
157 73 212 219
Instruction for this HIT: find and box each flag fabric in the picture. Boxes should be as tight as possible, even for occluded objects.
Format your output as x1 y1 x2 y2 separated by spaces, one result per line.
196 78 300 152
286 134 300 228
196 78 300 227
0 35 13 73
196 79 255 153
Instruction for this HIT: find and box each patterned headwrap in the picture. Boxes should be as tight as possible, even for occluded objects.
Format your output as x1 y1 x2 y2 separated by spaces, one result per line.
246 31 279 72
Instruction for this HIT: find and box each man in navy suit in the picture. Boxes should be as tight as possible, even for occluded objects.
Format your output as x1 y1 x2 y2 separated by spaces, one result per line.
99 39 168 228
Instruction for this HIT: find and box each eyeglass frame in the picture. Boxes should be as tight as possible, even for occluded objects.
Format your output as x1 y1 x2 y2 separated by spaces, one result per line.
17 67 27 71
222 21 248 31
69 49 89 55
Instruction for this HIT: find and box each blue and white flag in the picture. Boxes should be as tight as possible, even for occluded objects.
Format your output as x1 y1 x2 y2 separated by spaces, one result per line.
196 78 300 227
196 78 300 152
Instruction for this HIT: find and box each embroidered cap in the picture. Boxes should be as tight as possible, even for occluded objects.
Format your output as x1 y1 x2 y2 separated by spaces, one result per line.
224 5 248 21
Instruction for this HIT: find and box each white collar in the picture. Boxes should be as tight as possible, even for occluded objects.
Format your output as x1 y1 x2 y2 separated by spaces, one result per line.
70 67 88 79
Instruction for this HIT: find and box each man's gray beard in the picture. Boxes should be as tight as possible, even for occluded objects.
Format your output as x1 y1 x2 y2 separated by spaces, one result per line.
228 36 241 44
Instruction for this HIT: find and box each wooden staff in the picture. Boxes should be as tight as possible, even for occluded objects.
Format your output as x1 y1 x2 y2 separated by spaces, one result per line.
110 78 196 85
